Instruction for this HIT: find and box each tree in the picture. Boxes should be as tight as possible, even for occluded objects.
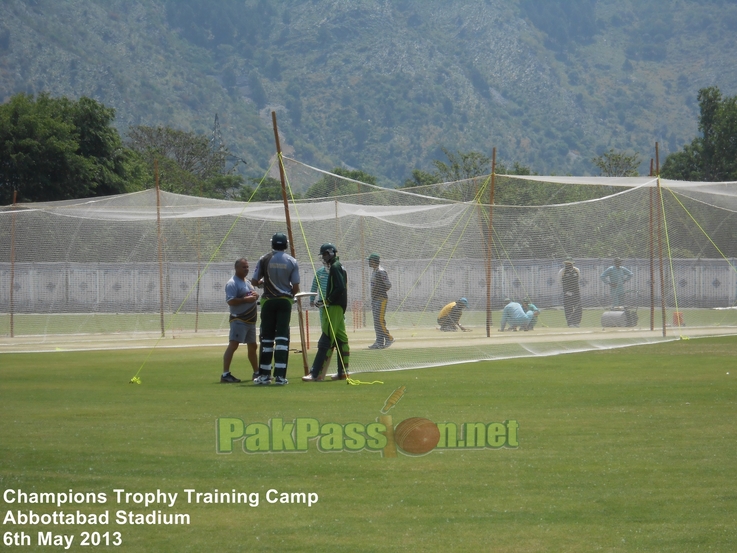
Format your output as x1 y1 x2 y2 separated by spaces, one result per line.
126 125 243 198
592 149 641 177
0 93 136 204
401 169 441 189
238 176 289 202
662 87 737 181
304 168 377 198
433 148 491 182
248 71 267 110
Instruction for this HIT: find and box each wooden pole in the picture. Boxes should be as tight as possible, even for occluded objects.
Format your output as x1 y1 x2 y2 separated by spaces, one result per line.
9 190 17 338
486 148 496 337
655 143 666 337
155 159 165 337
271 111 309 375
306 310 310 350
649 159 655 331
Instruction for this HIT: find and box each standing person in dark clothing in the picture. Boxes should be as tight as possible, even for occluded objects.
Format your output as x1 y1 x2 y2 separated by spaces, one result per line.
367 253 394 349
558 257 582 327
251 232 300 386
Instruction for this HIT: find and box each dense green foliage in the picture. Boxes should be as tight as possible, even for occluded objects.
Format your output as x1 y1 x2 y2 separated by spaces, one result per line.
592 149 642 176
0 93 250 202
126 125 244 197
0 93 142 203
662 87 737 181
520 0 597 50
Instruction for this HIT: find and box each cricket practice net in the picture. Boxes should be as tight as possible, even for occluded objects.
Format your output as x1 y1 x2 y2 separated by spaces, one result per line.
2 157 737 373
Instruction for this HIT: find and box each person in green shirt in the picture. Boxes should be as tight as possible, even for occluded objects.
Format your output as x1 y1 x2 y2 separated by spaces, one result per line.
303 243 350 382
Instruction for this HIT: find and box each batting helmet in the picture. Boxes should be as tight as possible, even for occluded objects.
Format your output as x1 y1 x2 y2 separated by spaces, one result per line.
271 232 288 250
319 243 337 256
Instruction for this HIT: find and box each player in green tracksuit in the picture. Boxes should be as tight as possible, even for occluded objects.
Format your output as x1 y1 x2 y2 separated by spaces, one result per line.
303 243 350 381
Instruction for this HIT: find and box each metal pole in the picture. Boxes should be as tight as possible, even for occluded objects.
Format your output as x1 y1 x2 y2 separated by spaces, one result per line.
655 143 666 337
649 159 655 331
486 148 496 337
195 218 201 333
360 216 366 328
271 111 309 375
9 190 17 338
155 159 165 337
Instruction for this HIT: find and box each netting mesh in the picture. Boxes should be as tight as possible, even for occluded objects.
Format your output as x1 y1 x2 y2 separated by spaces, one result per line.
2 158 737 372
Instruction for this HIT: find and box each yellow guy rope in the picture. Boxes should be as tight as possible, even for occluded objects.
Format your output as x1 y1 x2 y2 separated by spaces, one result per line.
129 160 278 384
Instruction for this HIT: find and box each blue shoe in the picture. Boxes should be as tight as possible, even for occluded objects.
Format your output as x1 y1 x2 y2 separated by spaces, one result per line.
274 376 289 386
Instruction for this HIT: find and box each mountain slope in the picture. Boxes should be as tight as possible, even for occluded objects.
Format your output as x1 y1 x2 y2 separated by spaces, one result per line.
1 0 736 185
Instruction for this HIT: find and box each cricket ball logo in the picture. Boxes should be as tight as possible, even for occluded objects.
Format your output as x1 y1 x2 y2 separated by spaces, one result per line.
379 386 517 458
379 386 440 457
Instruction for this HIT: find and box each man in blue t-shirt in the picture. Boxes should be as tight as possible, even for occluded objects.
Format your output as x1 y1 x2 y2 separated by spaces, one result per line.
600 257 633 308
222 258 259 383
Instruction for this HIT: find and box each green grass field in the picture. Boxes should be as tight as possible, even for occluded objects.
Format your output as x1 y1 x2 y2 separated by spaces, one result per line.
3 306 737 336
2 337 737 552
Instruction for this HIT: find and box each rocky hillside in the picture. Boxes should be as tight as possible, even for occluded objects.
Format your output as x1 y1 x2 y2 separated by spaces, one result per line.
1 0 736 185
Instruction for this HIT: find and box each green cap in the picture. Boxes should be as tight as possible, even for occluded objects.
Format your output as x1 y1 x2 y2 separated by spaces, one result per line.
368 253 380 262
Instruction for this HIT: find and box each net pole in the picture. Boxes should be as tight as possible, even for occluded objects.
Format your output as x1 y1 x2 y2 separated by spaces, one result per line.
486 148 496 337
334 199 340 248
155 159 165 338
271 111 309 375
649 159 655 331
9 189 17 338
360 216 366 328
656 143 666 337
195 218 201 333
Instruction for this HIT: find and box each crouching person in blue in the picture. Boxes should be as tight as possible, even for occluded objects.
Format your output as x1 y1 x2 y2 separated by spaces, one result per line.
499 298 536 332
521 297 540 331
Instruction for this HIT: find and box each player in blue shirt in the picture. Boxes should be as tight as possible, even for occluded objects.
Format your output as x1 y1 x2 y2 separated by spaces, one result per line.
221 258 259 383
600 258 633 307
